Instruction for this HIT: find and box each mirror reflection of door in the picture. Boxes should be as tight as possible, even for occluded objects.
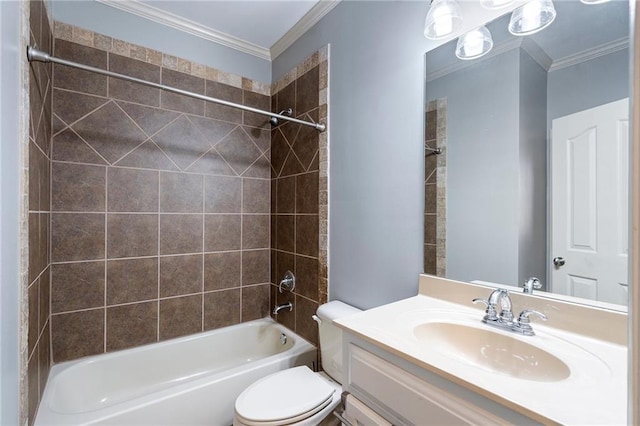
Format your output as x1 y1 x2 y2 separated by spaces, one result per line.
550 98 629 304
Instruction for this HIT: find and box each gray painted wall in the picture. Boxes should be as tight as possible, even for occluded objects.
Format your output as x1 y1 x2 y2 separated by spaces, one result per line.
51 1 272 83
1 1 24 423
426 49 521 286
275 2 431 309
518 50 548 287
547 48 629 124
273 2 518 309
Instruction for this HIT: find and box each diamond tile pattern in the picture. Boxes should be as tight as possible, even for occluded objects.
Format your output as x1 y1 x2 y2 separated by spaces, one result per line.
215 127 262 176
117 102 180 137
72 102 147 164
48 33 284 367
271 113 319 178
152 115 211 170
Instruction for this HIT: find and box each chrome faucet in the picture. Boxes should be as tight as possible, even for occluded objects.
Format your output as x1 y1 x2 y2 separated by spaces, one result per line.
272 301 293 315
473 288 547 336
521 277 542 294
474 288 513 327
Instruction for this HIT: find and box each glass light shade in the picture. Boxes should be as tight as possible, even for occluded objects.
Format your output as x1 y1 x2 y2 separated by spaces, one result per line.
424 0 463 40
508 0 557 36
455 26 494 60
480 0 516 9
580 0 610 4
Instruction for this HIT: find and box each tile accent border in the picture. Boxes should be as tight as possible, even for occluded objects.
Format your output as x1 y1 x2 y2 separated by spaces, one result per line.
53 21 271 96
271 44 329 307
426 99 447 277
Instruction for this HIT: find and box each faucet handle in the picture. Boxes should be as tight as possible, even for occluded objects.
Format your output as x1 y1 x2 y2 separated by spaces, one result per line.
472 298 498 322
472 298 488 307
513 309 547 336
517 309 547 324
279 270 295 293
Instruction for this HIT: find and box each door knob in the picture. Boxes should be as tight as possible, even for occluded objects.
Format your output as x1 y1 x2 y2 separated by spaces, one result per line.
553 257 565 267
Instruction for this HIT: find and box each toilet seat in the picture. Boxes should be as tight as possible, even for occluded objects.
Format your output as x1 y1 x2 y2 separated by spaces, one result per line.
234 366 337 425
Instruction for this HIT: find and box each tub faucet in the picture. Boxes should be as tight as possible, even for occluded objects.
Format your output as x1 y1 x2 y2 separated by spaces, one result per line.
273 302 293 315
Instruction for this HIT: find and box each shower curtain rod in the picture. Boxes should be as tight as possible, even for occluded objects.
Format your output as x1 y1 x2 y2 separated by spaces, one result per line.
26 46 326 132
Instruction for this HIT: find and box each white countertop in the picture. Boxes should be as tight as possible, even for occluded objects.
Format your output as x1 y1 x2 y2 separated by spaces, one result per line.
336 276 627 425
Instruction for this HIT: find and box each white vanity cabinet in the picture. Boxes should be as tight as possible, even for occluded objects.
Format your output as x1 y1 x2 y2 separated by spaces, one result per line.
342 334 539 426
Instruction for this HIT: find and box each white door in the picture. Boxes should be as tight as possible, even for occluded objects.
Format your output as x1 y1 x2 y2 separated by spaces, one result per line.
550 98 629 305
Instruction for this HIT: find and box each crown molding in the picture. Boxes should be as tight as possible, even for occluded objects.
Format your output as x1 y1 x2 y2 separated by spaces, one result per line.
427 36 627 82
426 37 523 82
271 0 341 60
549 37 629 72
96 0 271 60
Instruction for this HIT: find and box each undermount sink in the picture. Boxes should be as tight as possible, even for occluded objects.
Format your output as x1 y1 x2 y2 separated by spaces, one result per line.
414 321 571 382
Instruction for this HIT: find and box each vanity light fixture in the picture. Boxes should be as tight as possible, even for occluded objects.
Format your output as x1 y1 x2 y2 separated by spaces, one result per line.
508 0 556 36
579 0 610 4
480 0 516 10
455 26 494 60
424 0 463 40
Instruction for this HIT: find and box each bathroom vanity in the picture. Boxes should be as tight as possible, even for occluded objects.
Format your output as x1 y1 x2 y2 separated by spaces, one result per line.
336 275 627 425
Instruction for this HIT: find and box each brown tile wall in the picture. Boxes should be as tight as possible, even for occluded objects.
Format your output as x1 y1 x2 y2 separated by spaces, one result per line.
424 109 437 274
270 50 328 348
425 100 446 277
50 35 272 363
27 1 52 424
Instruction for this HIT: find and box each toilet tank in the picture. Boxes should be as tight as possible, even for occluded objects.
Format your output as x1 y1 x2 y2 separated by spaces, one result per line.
316 301 361 385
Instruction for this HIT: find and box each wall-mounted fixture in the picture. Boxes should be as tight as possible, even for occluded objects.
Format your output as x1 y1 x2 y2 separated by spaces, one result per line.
425 0 558 62
455 26 494 60
508 0 557 36
579 0 610 4
424 0 463 40
279 270 296 293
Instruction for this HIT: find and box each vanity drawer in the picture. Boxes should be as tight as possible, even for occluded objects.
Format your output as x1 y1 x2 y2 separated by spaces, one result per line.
347 345 507 426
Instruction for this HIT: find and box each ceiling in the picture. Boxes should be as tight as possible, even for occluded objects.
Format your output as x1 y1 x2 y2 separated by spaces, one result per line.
97 0 335 60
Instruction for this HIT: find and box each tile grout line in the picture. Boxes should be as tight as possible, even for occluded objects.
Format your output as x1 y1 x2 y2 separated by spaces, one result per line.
103 165 108 354
157 169 161 342
47 247 271 265
293 171 297 333
49 55 54 367
201 174 205 332
50 283 272 317
239 178 244 323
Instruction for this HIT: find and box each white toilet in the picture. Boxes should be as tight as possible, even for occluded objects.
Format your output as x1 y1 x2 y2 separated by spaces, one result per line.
233 301 361 426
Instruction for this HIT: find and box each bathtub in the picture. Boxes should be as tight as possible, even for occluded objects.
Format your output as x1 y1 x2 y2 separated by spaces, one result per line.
35 318 317 425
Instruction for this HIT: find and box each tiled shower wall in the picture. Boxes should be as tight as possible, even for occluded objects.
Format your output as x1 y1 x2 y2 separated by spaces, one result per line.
270 49 329 347
27 0 53 423
425 100 446 277
50 26 272 363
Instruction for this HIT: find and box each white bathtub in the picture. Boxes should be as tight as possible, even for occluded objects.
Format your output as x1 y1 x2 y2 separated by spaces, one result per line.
35 318 317 425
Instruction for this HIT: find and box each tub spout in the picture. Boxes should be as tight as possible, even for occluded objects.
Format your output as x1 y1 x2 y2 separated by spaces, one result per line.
273 302 293 315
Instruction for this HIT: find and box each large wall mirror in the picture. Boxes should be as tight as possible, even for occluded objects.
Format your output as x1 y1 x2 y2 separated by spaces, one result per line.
424 0 629 308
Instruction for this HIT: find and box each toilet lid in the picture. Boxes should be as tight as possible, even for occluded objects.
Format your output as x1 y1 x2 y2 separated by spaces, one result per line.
235 366 335 423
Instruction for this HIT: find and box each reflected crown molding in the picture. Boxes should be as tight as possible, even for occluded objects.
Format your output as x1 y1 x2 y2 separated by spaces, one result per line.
549 37 629 72
427 36 629 82
96 0 341 62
